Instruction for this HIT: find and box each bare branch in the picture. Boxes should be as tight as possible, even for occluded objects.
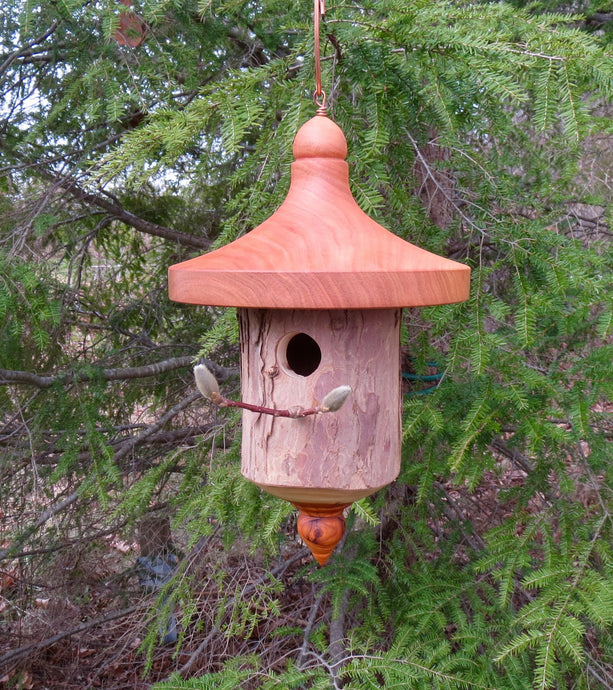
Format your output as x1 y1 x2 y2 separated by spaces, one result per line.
586 12 613 27
53 174 212 249
0 602 146 670
297 586 326 668
0 147 211 250
0 357 238 389
0 490 80 561
0 19 59 79
112 391 202 463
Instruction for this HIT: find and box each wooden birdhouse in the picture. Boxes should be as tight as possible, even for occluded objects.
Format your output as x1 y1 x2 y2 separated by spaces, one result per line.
168 114 470 565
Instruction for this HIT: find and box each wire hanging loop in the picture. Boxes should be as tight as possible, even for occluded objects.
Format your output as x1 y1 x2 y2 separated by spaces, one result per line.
313 0 327 114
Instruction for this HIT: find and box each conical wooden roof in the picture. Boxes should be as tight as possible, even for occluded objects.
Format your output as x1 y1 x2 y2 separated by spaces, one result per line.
168 115 470 309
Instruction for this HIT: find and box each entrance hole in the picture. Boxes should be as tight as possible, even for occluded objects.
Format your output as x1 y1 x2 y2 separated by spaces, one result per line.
284 333 322 377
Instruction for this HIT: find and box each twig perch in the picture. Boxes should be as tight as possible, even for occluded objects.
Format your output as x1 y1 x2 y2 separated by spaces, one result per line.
193 364 351 418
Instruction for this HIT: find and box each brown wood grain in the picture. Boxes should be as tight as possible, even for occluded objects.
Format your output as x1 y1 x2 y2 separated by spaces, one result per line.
168 114 470 309
293 503 349 566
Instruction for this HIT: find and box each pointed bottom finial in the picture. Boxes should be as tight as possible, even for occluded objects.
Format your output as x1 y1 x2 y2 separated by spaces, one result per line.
293 503 350 565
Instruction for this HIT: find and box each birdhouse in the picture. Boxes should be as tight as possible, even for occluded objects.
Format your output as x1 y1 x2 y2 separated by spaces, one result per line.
168 114 470 564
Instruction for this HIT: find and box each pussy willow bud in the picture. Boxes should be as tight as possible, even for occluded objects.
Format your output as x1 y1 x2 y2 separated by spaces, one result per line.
194 364 220 401
320 385 351 412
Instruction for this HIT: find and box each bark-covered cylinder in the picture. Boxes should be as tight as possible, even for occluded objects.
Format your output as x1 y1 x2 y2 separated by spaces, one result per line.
238 308 401 506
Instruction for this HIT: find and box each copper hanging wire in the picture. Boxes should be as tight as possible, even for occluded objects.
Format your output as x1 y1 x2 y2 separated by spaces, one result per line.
313 0 327 114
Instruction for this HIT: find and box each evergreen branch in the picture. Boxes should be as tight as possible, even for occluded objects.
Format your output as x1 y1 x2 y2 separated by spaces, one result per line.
497 514 611 688
171 548 310 678
492 44 566 62
0 358 237 389
334 653 497 689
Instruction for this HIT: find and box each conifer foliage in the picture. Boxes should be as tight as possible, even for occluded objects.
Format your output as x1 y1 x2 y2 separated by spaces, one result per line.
0 1 612 687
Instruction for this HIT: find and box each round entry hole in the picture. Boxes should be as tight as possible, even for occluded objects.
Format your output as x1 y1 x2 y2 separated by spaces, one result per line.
284 333 321 377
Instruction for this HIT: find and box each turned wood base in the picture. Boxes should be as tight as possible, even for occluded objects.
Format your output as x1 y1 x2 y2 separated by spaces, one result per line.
292 502 351 566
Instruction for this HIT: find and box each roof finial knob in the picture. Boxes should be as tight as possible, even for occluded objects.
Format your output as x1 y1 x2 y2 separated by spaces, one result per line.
292 115 348 160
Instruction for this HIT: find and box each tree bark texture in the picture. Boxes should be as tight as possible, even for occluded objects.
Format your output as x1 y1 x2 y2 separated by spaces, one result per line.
238 308 402 505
